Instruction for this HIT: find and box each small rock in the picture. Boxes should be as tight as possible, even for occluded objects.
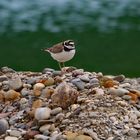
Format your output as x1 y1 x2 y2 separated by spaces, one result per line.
82 128 100 140
122 95 131 100
0 119 9 135
21 88 30 96
34 134 50 140
134 110 140 118
23 83 32 88
0 75 8 82
53 71 62 76
24 130 40 139
65 132 78 140
134 124 140 129
75 135 93 140
108 87 129 96
55 113 65 121
42 68 55 73
72 69 84 76
35 107 51 120
1 66 15 73
129 111 138 124
71 78 85 90
113 75 125 82
71 104 80 111
9 130 22 137
89 78 100 87
79 75 90 82
44 77 55 86
34 83 45 90
51 107 62 115
5 136 18 140
9 75 22 90
39 124 51 133
4 89 20 101
27 78 36 85
127 128 138 138
32 99 43 109
41 87 54 99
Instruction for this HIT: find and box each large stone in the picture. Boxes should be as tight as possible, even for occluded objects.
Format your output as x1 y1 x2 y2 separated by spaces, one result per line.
51 82 79 109
0 118 9 135
35 107 51 120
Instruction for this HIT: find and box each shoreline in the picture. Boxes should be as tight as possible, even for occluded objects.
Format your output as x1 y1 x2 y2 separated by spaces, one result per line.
0 66 140 140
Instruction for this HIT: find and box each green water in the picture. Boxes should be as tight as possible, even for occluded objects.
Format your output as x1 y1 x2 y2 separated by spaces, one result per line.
0 29 140 77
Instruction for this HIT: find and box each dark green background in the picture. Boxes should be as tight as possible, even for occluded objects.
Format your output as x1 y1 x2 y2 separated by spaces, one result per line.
1 29 140 77
0 1 140 77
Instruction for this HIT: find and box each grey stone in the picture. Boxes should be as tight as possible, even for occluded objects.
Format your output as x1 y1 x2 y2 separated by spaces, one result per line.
51 107 62 115
26 78 36 85
34 134 50 140
127 128 138 138
0 75 8 82
113 75 125 82
1 67 15 73
5 136 18 140
35 107 51 120
9 76 22 90
79 75 90 82
9 130 22 137
0 119 9 135
42 68 55 74
71 78 85 90
122 95 131 100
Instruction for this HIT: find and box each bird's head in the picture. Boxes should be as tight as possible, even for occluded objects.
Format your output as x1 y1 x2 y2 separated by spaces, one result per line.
63 40 75 50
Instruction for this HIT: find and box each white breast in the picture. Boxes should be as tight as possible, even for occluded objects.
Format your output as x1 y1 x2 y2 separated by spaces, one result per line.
50 50 75 62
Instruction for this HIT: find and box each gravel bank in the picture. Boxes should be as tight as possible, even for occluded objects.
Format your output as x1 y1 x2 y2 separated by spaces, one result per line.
0 66 140 140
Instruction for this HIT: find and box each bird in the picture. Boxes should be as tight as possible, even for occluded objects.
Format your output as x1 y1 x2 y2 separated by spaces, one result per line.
43 40 75 70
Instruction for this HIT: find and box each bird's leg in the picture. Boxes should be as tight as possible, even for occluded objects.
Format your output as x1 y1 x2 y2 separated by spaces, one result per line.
62 62 65 68
58 62 62 70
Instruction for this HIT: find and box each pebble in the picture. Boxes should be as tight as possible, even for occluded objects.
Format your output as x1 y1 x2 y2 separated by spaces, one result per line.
75 135 93 140
5 136 18 140
35 107 51 120
71 78 85 90
0 119 9 135
41 87 54 98
1 66 15 73
82 128 100 140
134 110 140 118
4 89 20 101
122 95 131 100
44 77 55 86
0 75 8 82
108 87 129 96
42 68 55 73
79 75 90 82
9 75 22 90
55 113 65 121
9 129 22 137
113 75 125 82
27 78 36 85
89 78 100 87
21 88 30 96
127 128 138 138
34 83 45 90
53 71 62 76
51 107 62 115
34 134 50 140
39 124 51 133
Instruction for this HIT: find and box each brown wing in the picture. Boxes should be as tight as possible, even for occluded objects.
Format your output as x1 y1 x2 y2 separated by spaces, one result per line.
47 42 64 53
